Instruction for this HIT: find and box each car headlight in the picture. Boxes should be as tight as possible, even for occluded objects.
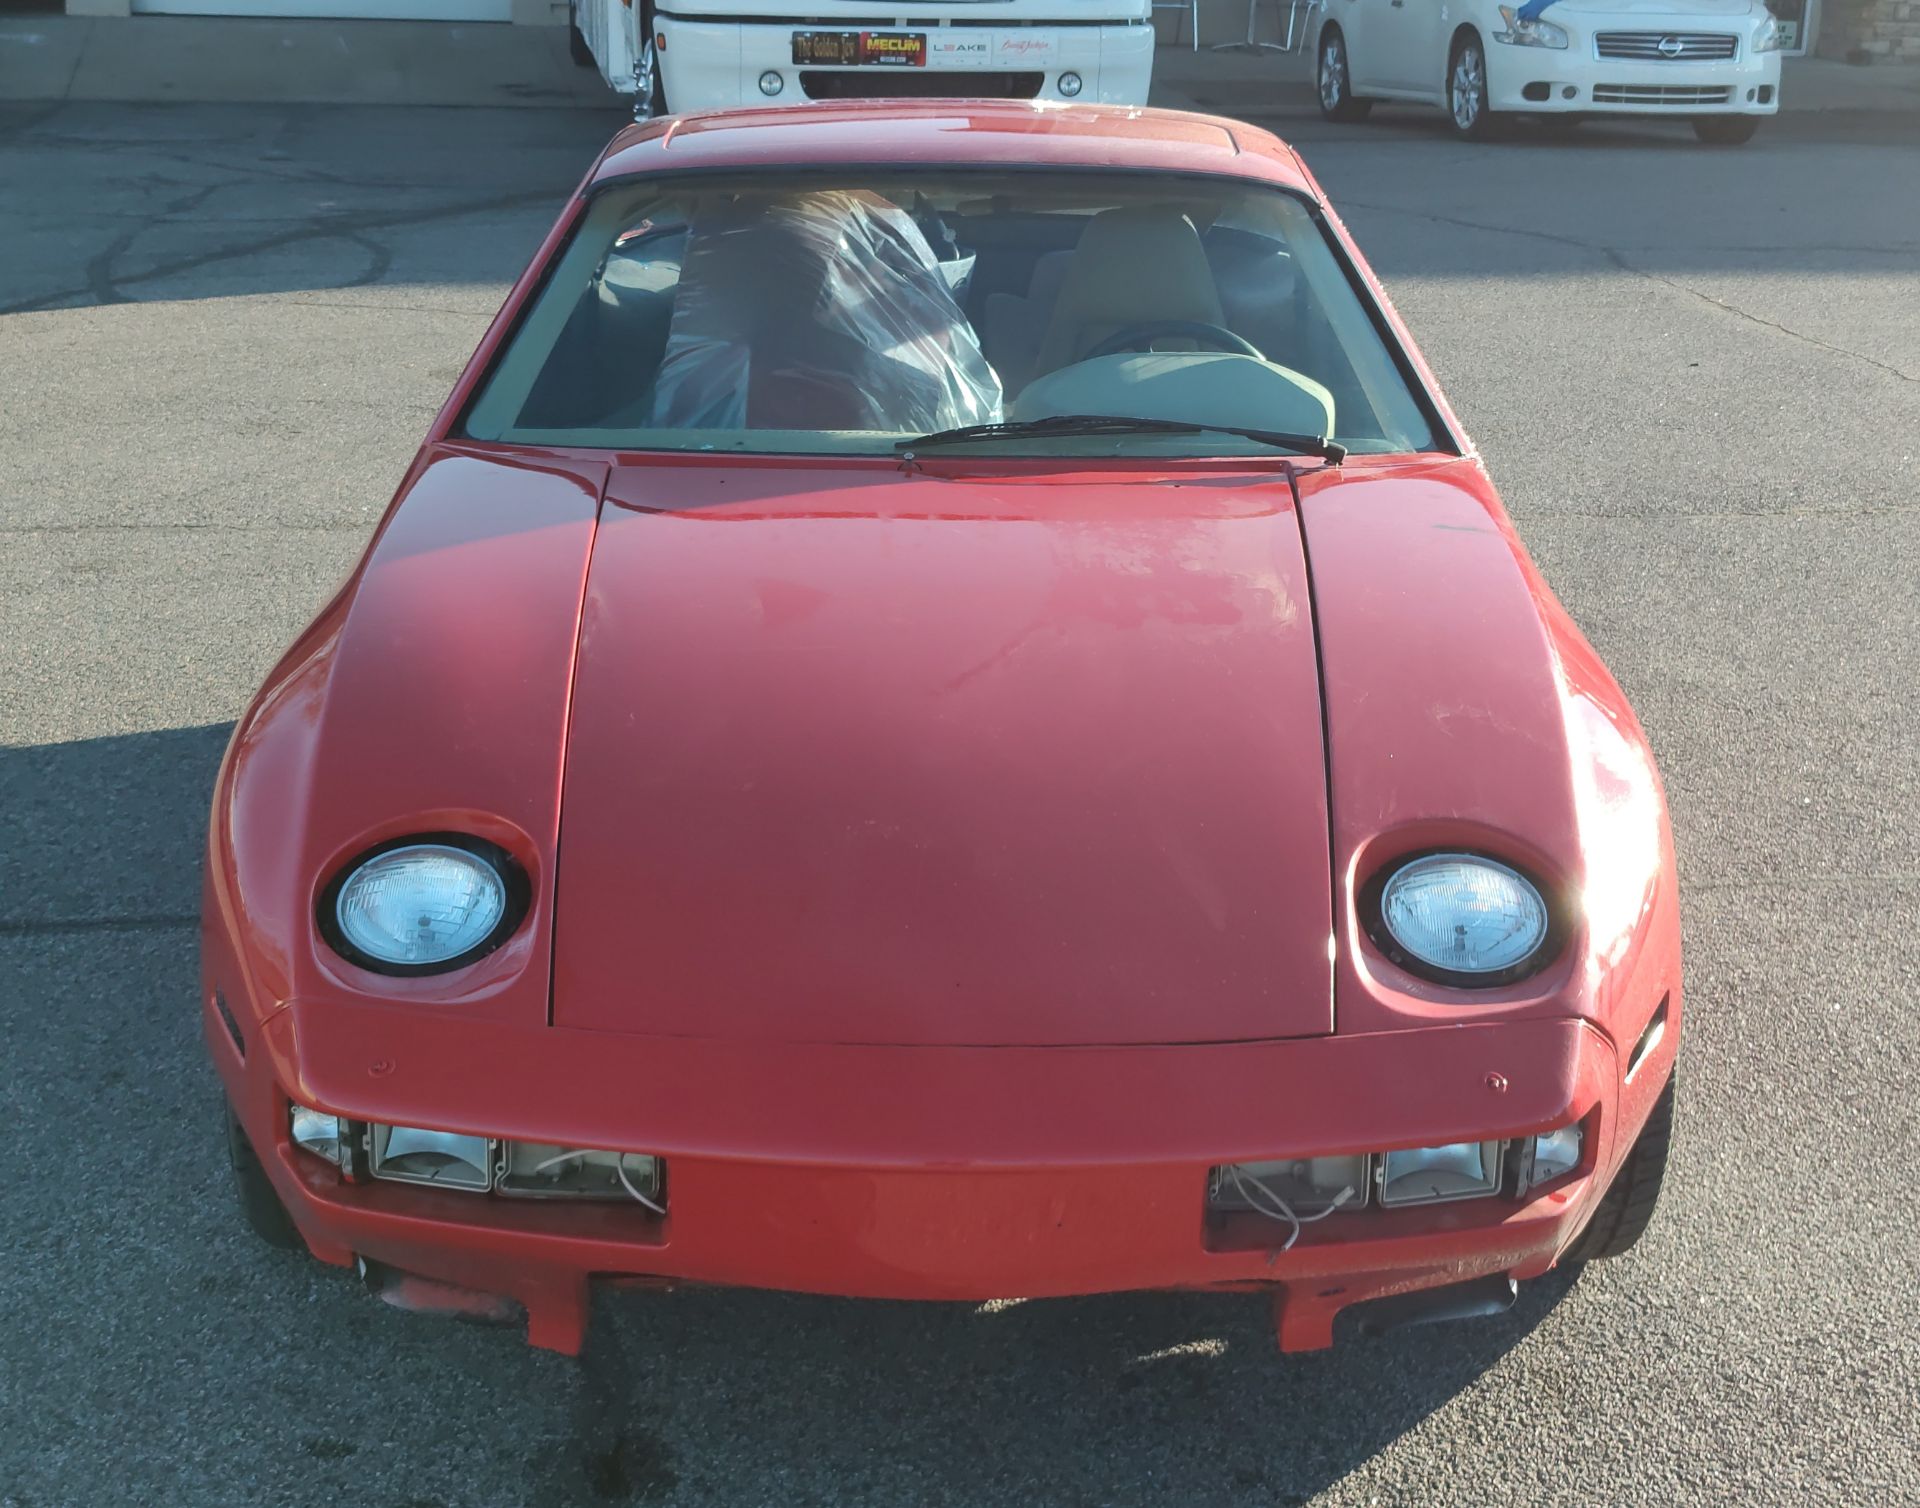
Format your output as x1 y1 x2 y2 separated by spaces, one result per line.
1752 15 1785 50
1370 852 1554 985
321 836 526 975
1379 1141 1504 1206
289 1103 349 1170
370 1123 495 1189
1494 5 1570 47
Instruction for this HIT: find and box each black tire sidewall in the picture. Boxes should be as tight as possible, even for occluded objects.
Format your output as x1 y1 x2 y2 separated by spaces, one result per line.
226 1105 304 1250
1695 115 1759 144
1568 1072 1675 1264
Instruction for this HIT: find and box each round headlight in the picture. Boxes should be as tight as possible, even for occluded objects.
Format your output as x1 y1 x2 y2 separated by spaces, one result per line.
324 838 522 974
1373 852 1552 984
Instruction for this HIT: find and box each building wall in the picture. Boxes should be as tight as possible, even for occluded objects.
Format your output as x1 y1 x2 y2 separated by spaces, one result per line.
1817 0 1920 59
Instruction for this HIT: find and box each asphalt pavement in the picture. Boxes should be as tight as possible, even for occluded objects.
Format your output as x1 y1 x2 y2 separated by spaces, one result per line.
1 93 1917 1508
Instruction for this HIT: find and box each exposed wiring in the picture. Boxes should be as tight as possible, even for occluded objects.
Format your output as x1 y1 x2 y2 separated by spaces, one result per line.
617 1153 668 1216
527 1147 668 1216
1223 1164 1355 1251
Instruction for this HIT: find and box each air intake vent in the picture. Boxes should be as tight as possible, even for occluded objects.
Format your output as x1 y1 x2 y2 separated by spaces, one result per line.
1593 83 1734 105
1595 31 1738 59
799 69 1044 99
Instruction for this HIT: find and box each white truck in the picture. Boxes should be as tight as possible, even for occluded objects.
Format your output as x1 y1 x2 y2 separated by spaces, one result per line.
569 0 1155 118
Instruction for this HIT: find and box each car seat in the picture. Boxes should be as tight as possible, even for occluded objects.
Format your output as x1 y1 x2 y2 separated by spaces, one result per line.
651 191 1001 435
1027 207 1226 383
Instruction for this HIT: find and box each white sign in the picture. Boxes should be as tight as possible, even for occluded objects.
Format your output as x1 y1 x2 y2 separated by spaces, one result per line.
992 31 1061 65
927 32 994 66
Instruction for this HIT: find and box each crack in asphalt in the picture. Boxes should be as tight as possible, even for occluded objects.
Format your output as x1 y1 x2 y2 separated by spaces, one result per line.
0 185 559 315
83 179 227 306
1339 198 1920 385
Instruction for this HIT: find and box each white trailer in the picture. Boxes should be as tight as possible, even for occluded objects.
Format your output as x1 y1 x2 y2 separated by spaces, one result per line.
569 0 1155 118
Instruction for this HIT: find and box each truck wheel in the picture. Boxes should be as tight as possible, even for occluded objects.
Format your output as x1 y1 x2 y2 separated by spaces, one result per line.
1316 29 1374 123
1567 1074 1674 1263
1693 116 1759 145
568 2 594 66
226 1104 302 1251
633 11 668 118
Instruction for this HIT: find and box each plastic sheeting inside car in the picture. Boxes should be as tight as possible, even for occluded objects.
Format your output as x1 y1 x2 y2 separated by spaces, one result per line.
651 190 1002 435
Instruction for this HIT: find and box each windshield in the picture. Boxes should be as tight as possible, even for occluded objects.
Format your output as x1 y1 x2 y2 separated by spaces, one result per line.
463 169 1443 458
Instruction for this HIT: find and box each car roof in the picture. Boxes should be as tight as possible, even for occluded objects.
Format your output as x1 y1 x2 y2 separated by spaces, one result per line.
589 101 1316 197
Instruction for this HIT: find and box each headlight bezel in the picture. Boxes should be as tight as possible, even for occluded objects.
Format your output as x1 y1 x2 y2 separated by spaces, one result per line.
1361 849 1566 989
1493 5 1571 47
318 831 531 977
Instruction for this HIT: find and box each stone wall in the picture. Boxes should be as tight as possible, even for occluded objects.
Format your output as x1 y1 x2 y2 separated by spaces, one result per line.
1817 0 1920 61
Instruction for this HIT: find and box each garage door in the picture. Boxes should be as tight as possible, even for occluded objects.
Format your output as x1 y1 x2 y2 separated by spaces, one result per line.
130 0 513 19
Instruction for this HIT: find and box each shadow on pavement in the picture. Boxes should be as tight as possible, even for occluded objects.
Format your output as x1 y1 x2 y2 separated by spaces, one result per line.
0 721 235 933
527 1273 1581 1507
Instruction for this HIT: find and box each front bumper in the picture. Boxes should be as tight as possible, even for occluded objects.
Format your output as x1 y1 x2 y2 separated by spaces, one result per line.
654 18 1154 110
210 987 1655 1354
1486 40 1781 115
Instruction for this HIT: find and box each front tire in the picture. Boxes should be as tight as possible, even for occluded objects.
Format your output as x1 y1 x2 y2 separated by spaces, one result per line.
1693 115 1760 145
633 19 668 119
226 1105 303 1251
1446 34 1501 141
1317 29 1374 123
1567 1074 1674 1263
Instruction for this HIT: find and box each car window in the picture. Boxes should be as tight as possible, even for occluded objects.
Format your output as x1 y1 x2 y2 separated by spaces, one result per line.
463 170 1443 458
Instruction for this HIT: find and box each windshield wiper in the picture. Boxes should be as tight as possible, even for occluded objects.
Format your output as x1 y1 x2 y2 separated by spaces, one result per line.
894 413 1346 464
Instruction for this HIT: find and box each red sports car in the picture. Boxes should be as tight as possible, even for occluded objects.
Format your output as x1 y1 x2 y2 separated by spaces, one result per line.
205 100 1680 1356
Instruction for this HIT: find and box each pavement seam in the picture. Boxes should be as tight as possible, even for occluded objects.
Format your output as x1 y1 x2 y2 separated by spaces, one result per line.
0 522 371 534
0 914 197 937
1340 197 1920 385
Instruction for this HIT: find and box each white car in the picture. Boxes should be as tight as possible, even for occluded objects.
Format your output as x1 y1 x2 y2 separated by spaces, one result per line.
1313 0 1784 142
571 0 1154 117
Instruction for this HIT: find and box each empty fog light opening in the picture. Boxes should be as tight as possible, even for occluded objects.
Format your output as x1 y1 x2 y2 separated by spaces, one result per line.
498 1142 665 1212
1208 1158 1362 1249
1209 1156 1368 1213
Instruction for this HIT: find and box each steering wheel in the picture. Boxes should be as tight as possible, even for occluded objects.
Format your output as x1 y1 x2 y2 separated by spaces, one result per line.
1081 320 1264 362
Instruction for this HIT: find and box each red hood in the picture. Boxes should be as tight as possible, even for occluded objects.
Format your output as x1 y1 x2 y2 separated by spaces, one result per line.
550 461 1334 1046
